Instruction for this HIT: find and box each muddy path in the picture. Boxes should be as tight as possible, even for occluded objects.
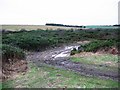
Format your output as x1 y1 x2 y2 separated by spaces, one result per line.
26 43 119 81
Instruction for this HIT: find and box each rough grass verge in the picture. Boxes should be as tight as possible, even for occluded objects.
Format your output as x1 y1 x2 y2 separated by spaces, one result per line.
2 62 119 88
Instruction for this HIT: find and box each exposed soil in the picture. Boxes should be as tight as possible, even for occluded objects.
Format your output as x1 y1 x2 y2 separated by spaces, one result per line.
26 43 119 81
2 60 28 81
97 47 119 55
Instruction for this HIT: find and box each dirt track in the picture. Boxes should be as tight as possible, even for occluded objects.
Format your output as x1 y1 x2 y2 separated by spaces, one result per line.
26 44 119 81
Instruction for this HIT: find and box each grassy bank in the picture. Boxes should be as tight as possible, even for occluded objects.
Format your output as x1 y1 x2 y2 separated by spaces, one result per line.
82 40 116 52
2 62 119 88
71 54 118 65
70 39 119 55
70 53 119 71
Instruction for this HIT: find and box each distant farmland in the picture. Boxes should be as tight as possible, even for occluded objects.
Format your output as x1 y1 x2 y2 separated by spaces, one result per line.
1 25 81 31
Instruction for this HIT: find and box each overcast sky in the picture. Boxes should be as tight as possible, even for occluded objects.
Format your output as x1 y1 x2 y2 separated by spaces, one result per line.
0 0 119 25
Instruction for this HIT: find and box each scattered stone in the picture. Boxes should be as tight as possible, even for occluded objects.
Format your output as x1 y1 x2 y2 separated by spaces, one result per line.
56 74 61 76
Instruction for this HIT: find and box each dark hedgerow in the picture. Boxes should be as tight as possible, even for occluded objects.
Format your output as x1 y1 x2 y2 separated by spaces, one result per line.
1 44 25 63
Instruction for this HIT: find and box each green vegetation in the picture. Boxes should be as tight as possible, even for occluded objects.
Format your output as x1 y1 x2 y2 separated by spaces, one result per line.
2 29 119 51
71 54 118 66
70 54 119 73
1 28 120 88
82 39 116 52
2 62 119 88
1 44 25 63
70 39 118 55
0 82 2 90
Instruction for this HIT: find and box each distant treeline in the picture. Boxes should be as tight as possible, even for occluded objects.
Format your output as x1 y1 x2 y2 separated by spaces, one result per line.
46 23 85 28
113 24 120 27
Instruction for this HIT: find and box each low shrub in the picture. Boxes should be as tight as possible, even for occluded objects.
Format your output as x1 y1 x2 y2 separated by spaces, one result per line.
82 40 116 52
1 44 25 63
2 29 118 51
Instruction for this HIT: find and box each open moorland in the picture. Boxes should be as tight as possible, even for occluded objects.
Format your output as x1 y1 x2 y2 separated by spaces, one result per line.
1 27 120 89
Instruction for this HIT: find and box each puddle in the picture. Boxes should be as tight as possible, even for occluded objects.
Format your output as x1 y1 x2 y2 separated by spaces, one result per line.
65 46 79 50
52 45 80 58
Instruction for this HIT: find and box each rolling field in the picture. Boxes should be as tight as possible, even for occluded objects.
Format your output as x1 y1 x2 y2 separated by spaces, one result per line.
1 25 80 31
